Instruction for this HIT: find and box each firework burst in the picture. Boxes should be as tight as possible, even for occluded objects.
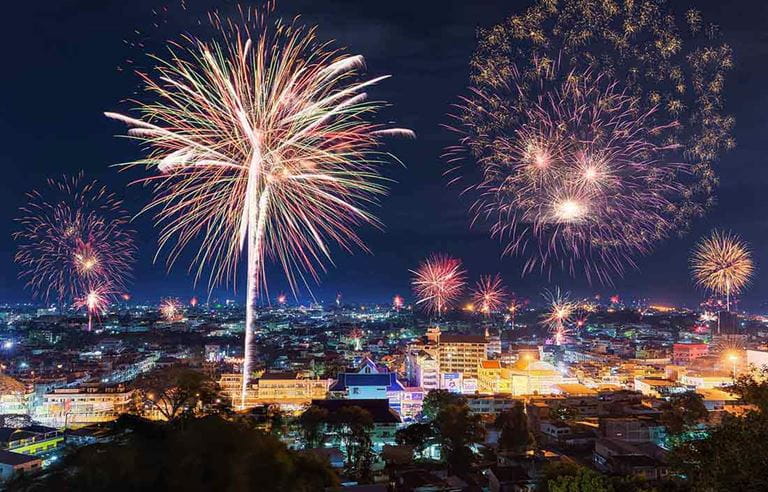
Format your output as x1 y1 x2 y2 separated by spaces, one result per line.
411 254 466 316
393 294 404 311
691 230 754 311
74 283 112 332
541 289 575 346
471 274 507 316
159 298 184 322
450 1 733 283
451 64 687 283
106 5 412 407
14 173 136 305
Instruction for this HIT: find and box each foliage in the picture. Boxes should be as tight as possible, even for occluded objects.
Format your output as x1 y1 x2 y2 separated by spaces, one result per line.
547 467 615 492
329 406 375 483
7 416 337 492
550 404 578 423
669 369 768 490
131 367 230 422
660 391 708 435
495 401 533 452
395 422 434 457
434 403 485 474
297 405 329 448
422 389 466 421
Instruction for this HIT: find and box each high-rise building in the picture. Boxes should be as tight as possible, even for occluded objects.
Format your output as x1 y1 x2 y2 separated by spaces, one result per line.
437 334 488 380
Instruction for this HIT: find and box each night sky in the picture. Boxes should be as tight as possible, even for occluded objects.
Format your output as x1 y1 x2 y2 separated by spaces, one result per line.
1 0 767 307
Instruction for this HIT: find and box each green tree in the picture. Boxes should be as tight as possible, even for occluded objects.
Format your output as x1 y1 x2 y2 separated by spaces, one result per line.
8 416 338 492
670 369 768 490
551 404 578 422
660 391 708 435
395 422 434 457
547 467 614 492
329 406 375 482
422 389 466 420
297 405 329 448
495 401 533 453
435 403 485 474
132 367 229 422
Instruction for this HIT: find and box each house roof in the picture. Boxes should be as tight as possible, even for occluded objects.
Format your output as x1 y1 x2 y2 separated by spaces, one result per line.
311 399 401 424
0 449 40 466
329 372 405 392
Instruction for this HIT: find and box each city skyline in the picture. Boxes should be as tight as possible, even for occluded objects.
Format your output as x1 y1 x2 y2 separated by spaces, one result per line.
1 0 767 306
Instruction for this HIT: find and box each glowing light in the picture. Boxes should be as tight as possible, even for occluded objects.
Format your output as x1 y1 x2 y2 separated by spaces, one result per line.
106 5 412 407
393 295 404 311
411 254 466 316
74 283 111 332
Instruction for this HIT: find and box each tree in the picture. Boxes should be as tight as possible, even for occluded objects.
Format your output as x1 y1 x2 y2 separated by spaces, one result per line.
669 369 768 490
422 389 466 420
329 406 375 482
731 366 768 412
660 391 708 435
547 467 614 492
8 416 338 491
132 367 229 422
495 401 533 453
297 405 329 448
395 422 434 458
551 404 578 422
435 403 485 474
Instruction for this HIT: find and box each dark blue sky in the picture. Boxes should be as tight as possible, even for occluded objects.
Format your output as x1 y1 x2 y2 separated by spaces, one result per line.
1 1 766 306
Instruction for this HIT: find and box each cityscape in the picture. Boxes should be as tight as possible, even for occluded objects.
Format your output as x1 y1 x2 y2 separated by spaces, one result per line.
0 1 767 491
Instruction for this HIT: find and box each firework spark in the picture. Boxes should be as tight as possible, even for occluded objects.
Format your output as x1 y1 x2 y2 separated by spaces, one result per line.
159 298 184 322
106 5 412 407
14 173 136 305
541 289 575 346
691 230 754 311
411 254 466 316
471 274 507 316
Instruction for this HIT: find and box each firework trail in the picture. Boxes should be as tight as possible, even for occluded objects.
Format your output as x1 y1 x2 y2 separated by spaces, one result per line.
691 230 753 311
159 298 184 322
471 274 507 316
541 288 575 346
411 254 466 317
450 0 733 283
14 173 136 305
106 5 412 407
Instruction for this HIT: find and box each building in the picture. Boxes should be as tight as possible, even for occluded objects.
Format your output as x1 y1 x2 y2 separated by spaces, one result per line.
672 343 708 365
633 378 685 398
256 372 331 406
38 384 134 427
310 398 401 450
438 334 488 380
0 450 41 482
405 350 439 390
329 358 407 415
0 425 63 456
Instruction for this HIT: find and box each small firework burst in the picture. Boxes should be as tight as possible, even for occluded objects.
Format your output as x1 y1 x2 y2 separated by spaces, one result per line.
393 294 404 311
14 173 135 304
541 289 575 346
411 254 466 316
471 274 507 316
159 298 184 322
74 283 112 331
691 230 754 311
